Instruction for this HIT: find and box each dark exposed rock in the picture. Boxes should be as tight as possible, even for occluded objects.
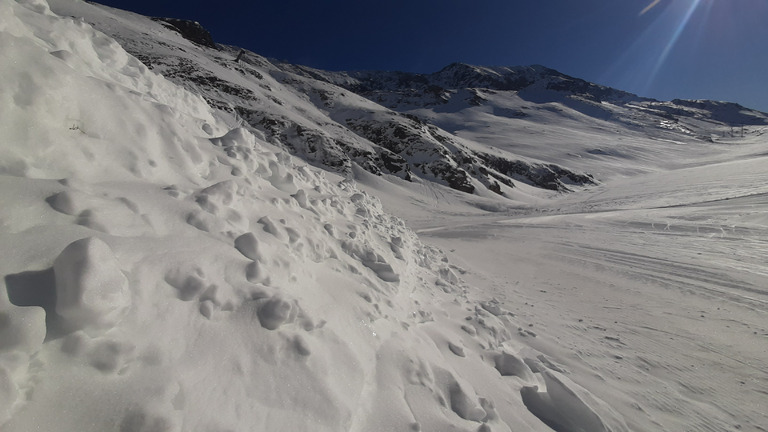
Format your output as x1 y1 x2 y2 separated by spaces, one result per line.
478 153 596 192
152 18 217 49
428 161 475 193
662 99 768 126
432 62 535 91
291 62 645 107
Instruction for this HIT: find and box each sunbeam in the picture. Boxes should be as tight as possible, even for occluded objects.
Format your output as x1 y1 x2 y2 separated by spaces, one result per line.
640 0 662 16
599 0 721 101
647 0 705 89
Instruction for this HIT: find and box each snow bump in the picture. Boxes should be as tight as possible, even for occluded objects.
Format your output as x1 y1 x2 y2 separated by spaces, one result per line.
53 237 130 331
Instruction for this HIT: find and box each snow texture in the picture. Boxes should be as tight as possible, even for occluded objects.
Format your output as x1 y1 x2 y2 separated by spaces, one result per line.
2 1 768 431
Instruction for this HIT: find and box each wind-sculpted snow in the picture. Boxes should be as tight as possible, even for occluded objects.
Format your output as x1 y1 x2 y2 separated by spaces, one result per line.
1 1 635 431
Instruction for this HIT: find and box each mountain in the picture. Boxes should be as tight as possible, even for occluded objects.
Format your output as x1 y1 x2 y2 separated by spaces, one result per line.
4 1 768 432
288 62 645 106
0 1 632 430
46 0 768 202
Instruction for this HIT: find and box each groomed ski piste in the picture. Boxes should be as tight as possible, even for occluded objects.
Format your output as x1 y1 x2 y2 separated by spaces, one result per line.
2 1 767 431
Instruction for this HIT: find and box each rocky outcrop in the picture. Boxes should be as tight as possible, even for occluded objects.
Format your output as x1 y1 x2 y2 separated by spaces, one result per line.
284 62 647 109
152 18 217 49
478 154 596 192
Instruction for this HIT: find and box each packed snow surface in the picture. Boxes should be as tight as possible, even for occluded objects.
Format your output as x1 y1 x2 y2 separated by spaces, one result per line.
2 1 767 431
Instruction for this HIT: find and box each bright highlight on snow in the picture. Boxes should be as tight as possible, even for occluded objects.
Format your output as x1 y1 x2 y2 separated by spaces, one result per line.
2 0 767 431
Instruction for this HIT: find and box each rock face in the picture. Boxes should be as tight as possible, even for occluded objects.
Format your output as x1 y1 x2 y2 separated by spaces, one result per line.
151 18 217 49
312 62 644 105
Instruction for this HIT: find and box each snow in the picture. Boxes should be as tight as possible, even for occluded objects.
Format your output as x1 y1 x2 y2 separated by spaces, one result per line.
2 0 768 431
408 154 768 431
53 236 131 332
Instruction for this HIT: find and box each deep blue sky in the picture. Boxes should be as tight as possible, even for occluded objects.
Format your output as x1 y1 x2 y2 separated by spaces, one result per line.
92 0 768 112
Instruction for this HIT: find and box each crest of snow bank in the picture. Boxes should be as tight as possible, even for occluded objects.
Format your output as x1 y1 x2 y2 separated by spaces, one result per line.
1 0 212 120
0 1 629 431
0 0 218 180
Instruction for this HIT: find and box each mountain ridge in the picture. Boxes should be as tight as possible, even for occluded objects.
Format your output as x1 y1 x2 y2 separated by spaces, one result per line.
284 61 648 104
57 5 768 202
116 13 767 117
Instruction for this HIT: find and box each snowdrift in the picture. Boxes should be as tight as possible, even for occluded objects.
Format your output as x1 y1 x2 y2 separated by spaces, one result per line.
1 1 631 431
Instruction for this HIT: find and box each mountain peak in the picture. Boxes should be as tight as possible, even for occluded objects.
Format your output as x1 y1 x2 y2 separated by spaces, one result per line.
430 63 533 91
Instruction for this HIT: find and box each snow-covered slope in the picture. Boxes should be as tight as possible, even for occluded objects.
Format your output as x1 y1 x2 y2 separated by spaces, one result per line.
0 1 644 431
45 0 608 200
295 62 768 179
4 1 768 431
48 0 768 206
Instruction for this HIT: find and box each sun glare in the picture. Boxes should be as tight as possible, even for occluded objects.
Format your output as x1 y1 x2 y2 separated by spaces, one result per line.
648 0 706 85
640 0 662 16
600 0 719 98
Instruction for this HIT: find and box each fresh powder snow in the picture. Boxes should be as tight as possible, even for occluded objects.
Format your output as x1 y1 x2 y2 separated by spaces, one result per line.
2 0 767 431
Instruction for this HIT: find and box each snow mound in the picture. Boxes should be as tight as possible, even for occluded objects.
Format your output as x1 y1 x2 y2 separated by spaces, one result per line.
0 1 630 431
53 237 131 332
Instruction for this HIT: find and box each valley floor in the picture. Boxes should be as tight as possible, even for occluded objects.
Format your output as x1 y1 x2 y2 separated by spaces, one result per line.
385 149 768 431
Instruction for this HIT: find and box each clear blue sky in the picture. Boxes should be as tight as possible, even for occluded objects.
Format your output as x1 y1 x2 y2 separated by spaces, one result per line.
92 0 768 112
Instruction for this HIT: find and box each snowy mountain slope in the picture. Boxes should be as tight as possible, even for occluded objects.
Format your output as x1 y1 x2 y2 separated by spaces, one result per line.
0 1 648 431
52 0 768 205
47 0 607 200
290 62 768 178
294 61 768 134
289 62 645 108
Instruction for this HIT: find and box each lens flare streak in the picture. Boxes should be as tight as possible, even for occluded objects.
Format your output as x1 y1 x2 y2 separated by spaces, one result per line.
640 0 662 16
647 0 704 89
